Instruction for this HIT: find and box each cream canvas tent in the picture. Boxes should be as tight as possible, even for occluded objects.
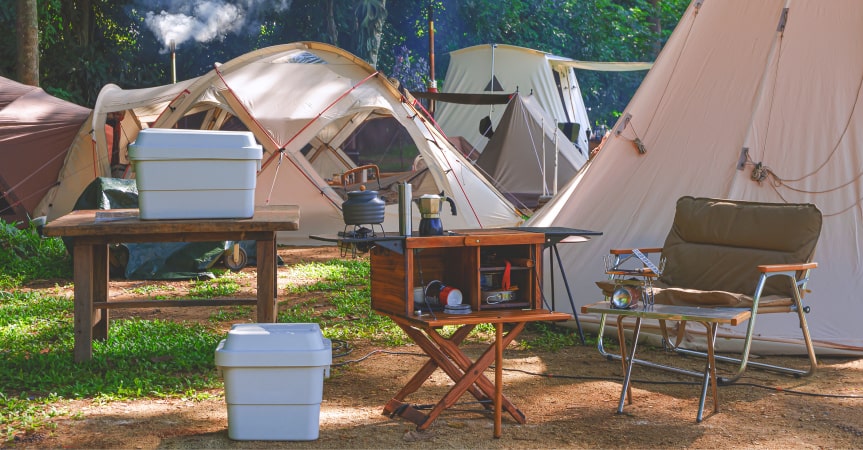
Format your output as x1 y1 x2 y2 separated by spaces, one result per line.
42 42 525 243
530 0 863 355
475 93 587 208
436 44 594 156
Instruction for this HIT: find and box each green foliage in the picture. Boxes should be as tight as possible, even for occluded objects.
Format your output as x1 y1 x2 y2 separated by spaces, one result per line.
1 0 687 124
280 259 408 345
0 290 223 440
188 277 241 299
521 322 584 351
0 220 71 289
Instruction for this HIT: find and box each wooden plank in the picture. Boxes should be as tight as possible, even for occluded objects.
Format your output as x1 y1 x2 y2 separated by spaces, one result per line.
370 247 409 315
256 236 276 323
462 233 545 246
74 232 275 245
73 242 94 363
92 244 109 341
94 299 258 309
43 206 299 238
381 309 572 327
581 302 751 326
494 323 503 438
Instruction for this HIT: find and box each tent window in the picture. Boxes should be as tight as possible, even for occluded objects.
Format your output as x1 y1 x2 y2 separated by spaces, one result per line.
484 75 504 92
273 51 327 65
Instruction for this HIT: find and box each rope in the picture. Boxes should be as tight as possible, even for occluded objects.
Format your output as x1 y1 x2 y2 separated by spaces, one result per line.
266 149 285 205
740 152 863 217
0 146 69 202
409 96 484 226
212 65 380 209
260 71 381 171
640 2 701 137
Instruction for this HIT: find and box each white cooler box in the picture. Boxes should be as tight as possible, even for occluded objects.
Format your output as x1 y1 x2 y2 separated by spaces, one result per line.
128 129 263 220
214 323 332 441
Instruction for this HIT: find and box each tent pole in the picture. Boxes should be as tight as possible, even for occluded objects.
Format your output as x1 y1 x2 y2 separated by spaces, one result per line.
554 131 559 195
542 117 547 196
427 2 437 115
169 40 176 84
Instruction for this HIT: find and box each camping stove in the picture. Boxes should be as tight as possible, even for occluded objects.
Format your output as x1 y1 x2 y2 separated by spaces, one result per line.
337 224 386 257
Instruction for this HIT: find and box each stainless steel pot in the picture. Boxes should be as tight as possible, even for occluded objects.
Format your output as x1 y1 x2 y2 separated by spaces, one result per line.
482 289 518 304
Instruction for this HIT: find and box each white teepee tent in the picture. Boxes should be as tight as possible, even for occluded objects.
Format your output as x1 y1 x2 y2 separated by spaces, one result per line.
436 44 593 156
529 0 863 355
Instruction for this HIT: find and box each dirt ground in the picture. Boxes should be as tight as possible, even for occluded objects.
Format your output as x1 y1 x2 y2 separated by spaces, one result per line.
7 246 863 449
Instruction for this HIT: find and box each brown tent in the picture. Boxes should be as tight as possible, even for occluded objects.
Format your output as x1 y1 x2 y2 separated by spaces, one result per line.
475 93 587 209
0 76 91 224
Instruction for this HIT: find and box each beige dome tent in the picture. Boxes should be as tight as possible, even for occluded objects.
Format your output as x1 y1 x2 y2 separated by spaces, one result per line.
43 42 525 243
529 0 863 355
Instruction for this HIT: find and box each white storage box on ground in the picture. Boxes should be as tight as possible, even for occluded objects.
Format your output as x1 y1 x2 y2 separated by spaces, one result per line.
214 323 332 441
128 129 263 220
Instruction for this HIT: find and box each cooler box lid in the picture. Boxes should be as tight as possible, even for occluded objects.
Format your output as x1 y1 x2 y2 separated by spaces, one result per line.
128 129 263 161
215 323 332 367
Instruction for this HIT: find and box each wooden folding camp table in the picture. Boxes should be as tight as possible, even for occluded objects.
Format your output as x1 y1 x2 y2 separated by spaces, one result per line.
312 227 599 437
43 206 300 363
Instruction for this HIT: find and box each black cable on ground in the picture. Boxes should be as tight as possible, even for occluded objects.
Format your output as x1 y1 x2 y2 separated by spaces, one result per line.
331 348 425 367
332 347 863 399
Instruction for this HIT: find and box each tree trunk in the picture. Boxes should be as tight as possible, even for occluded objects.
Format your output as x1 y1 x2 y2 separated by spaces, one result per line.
356 0 387 68
650 0 662 58
326 0 338 45
79 0 92 47
16 0 39 86
367 0 386 68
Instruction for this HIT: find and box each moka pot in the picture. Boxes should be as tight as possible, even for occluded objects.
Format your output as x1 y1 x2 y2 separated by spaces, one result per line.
414 193 457 236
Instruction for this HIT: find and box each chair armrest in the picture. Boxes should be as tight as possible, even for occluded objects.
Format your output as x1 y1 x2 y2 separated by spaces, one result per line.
609 247 663 255
757 262 818 273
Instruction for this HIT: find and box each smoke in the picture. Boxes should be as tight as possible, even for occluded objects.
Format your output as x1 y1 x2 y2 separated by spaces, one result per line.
142 0 292 51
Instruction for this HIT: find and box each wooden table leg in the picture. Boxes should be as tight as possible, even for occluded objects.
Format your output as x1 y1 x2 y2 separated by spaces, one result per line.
256 235 277 323
494 323 503 438
385 321 528 435
618 316 642 414
72 242 94 363
423 323 527 428
385 325 477 408
697 322 720 422
384 324 489 426
617 315 633 405
92 243 109 341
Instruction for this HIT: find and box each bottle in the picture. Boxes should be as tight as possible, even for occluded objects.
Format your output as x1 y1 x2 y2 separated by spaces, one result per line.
398 182 412 236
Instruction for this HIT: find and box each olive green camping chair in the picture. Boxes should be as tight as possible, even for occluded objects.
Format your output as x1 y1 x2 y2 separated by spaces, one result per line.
596 196 821 383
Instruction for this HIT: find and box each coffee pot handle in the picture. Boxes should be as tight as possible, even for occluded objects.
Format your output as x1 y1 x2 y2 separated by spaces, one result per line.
445 196 457 216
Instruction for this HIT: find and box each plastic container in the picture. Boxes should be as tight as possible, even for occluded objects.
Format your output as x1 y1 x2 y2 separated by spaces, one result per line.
128 129 263 220
214 323 332 441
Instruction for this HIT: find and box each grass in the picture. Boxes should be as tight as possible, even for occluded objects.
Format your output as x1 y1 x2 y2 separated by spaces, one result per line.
0 218 592 442
0 220 71 289
0 290 224 440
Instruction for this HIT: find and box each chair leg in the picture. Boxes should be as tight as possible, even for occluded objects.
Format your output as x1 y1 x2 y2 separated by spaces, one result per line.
676 271 817 383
